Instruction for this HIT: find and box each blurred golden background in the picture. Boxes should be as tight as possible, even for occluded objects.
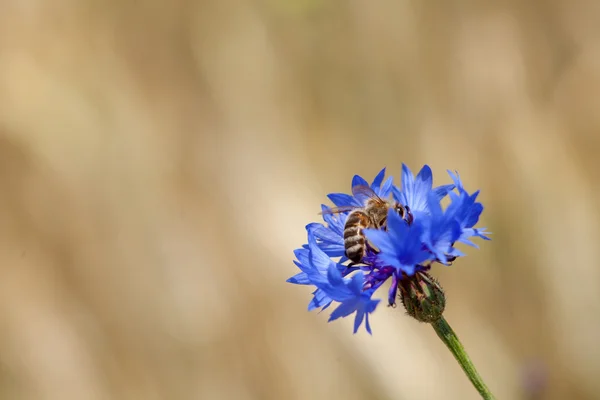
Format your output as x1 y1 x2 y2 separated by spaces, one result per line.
0 0 598 399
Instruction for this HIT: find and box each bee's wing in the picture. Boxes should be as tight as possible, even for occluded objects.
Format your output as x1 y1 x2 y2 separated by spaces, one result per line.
319 205 360 215
351 185 387 206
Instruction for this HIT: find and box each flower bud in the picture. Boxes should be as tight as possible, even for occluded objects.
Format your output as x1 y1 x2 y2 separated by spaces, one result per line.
399 272 446 323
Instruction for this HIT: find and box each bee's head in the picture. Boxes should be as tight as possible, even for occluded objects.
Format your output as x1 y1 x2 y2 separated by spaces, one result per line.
394 203 405 218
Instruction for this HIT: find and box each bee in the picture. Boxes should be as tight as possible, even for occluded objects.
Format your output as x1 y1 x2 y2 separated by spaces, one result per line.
321 185 410 264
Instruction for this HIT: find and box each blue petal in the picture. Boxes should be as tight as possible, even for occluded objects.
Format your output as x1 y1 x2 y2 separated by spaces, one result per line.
401 163 415 192
328 193 360 207
391 185 404 205
410 165 434 212
386 209 409 245
422 192 463 261
320 205 347 236
370 168 386 192
448 248 465 258
306 228 335 272
366 210 432 275
293 248 310 269
308 289 333 311
328 300 358 321
287 268 310 285
465 203 484 228
310 223 345 256
326 286 381 334
364 312 373 335
433 183 455 201
353 309 366 334
347 272 365 295
427 192 444 218
363 228 396 255
474 227 492 240
399 164 436 215
352 174 370 189
326 263 345 288
458 237 478 248
378 176 394 198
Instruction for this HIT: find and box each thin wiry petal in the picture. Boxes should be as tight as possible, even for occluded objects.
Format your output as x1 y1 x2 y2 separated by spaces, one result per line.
447 170 463 191
459 227 491 244
474 227 492 239
364 313 373 335
457 237 479 248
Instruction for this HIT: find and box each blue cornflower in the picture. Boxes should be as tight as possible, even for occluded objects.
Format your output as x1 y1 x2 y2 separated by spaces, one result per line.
288 165 490 334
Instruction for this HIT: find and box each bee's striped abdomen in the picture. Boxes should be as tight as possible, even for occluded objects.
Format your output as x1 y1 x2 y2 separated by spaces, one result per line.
343 211 371 263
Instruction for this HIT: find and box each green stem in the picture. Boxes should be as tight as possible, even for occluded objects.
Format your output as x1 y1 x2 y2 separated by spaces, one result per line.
431 317 496 400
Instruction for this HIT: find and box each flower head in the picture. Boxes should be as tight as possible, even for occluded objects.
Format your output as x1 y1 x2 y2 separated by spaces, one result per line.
288 165 490 333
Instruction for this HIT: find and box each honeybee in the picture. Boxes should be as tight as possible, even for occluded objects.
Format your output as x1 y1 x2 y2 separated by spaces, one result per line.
321 185 409 264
